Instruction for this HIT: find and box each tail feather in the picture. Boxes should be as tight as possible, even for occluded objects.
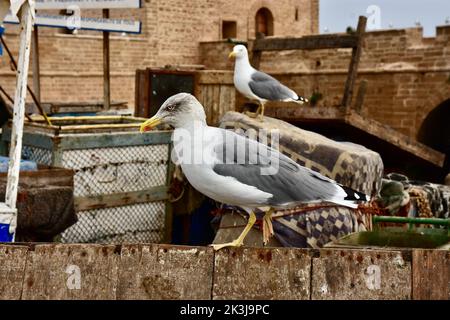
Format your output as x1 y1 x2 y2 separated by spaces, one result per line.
290 94 308 104
286 92 308 104
339 185 370 202
330 185 370 209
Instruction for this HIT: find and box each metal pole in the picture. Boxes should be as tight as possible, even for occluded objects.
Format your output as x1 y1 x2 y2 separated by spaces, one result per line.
31 25 41 103
3 2 34 241
102 9 111 110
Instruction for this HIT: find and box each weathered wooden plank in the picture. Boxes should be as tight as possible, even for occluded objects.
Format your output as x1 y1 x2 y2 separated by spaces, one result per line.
202 85 209 123
163 146 175 244
205 85 213 125
117 244 214 299
346 111 445 167
57 130 172 150
253 34 359 52
353 79 368 114
217 86 226 124
264 105 445 168
229 85 236 115
412 249 449 300
0 166 73 188
202 84 236 125
4 122 60 136
22 244 120 300
225 86 237 121
196 71 234 85
2 244 448 300
311 249 411 300
0 245 28 300
212 85 220 125
251 32 265 69
2 126 51 150
194 81 204 106
265 103 346 121
341 16 367 108
44 115 143 125
74 186 169 211
213 247 311 300
43 101 128 114
60 123 141 132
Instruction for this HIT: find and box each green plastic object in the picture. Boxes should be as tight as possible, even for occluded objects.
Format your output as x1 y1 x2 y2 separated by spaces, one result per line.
372 216 450 231
326 216 450 249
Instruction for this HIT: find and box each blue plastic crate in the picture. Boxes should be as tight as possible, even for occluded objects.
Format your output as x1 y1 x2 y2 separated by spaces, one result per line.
0 223 13 242
0 156 38 173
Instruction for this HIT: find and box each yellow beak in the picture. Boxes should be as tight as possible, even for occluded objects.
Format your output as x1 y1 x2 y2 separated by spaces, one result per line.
228 51 236 59
139 116 162 133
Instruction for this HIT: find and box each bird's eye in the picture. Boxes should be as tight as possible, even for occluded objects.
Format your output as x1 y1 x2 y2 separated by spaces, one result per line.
166 104 175 111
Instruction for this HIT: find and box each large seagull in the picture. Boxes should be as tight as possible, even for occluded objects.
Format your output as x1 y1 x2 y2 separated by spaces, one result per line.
140 93 368 250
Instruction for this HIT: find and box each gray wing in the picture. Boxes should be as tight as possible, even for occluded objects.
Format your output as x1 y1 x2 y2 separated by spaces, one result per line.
248 71 297 101
212 129 342 206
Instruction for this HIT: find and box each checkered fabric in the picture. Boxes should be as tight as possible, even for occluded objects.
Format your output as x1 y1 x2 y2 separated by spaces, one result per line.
270 205 370 248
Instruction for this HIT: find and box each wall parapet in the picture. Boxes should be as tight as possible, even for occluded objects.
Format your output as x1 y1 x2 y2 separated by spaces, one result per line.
1 243 448 300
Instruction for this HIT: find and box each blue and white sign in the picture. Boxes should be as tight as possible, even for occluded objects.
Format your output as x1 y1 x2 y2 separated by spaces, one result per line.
4 13 141 33
35 0 141 9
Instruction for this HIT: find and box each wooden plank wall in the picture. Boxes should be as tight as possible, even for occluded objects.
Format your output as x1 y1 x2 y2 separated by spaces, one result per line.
195 71 236 126
0 244 448 300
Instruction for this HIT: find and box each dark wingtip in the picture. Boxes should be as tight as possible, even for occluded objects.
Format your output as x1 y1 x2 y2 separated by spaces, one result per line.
298 96 308 103
340 184 369 202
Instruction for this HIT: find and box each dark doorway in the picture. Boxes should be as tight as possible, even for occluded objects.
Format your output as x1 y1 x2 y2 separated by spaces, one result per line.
417 99 450 174
255 7 274 37
222 21 237 39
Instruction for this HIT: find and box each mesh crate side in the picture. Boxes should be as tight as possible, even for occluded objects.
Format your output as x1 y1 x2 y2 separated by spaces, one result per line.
62 144 169 197
61 201 166 244
22 145 52 165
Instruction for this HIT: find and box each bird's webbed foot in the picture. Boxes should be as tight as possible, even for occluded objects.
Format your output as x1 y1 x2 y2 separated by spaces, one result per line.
262 208 275 245
210 211 256 251
210 239 244 251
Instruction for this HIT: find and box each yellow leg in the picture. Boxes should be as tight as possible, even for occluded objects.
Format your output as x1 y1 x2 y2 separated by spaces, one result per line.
211 211 256 251
262 208 274 245
258 103 265 120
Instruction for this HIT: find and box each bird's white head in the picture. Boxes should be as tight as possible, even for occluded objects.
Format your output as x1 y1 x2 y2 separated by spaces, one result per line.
229 44 249 60
139 93 206 132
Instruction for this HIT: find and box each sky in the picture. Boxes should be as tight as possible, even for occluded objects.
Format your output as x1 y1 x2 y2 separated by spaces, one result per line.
320 0 450 37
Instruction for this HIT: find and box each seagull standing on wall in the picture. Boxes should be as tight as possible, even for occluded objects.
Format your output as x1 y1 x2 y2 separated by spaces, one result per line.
229 45 308 119
140 93 369 250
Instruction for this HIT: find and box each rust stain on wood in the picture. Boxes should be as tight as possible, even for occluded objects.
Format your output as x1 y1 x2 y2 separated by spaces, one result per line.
312 249 411 300
213 247 311 300
117 244 214 300
21 244 120 300
1 244 446 300
0 245 28 300
412 249 449 300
